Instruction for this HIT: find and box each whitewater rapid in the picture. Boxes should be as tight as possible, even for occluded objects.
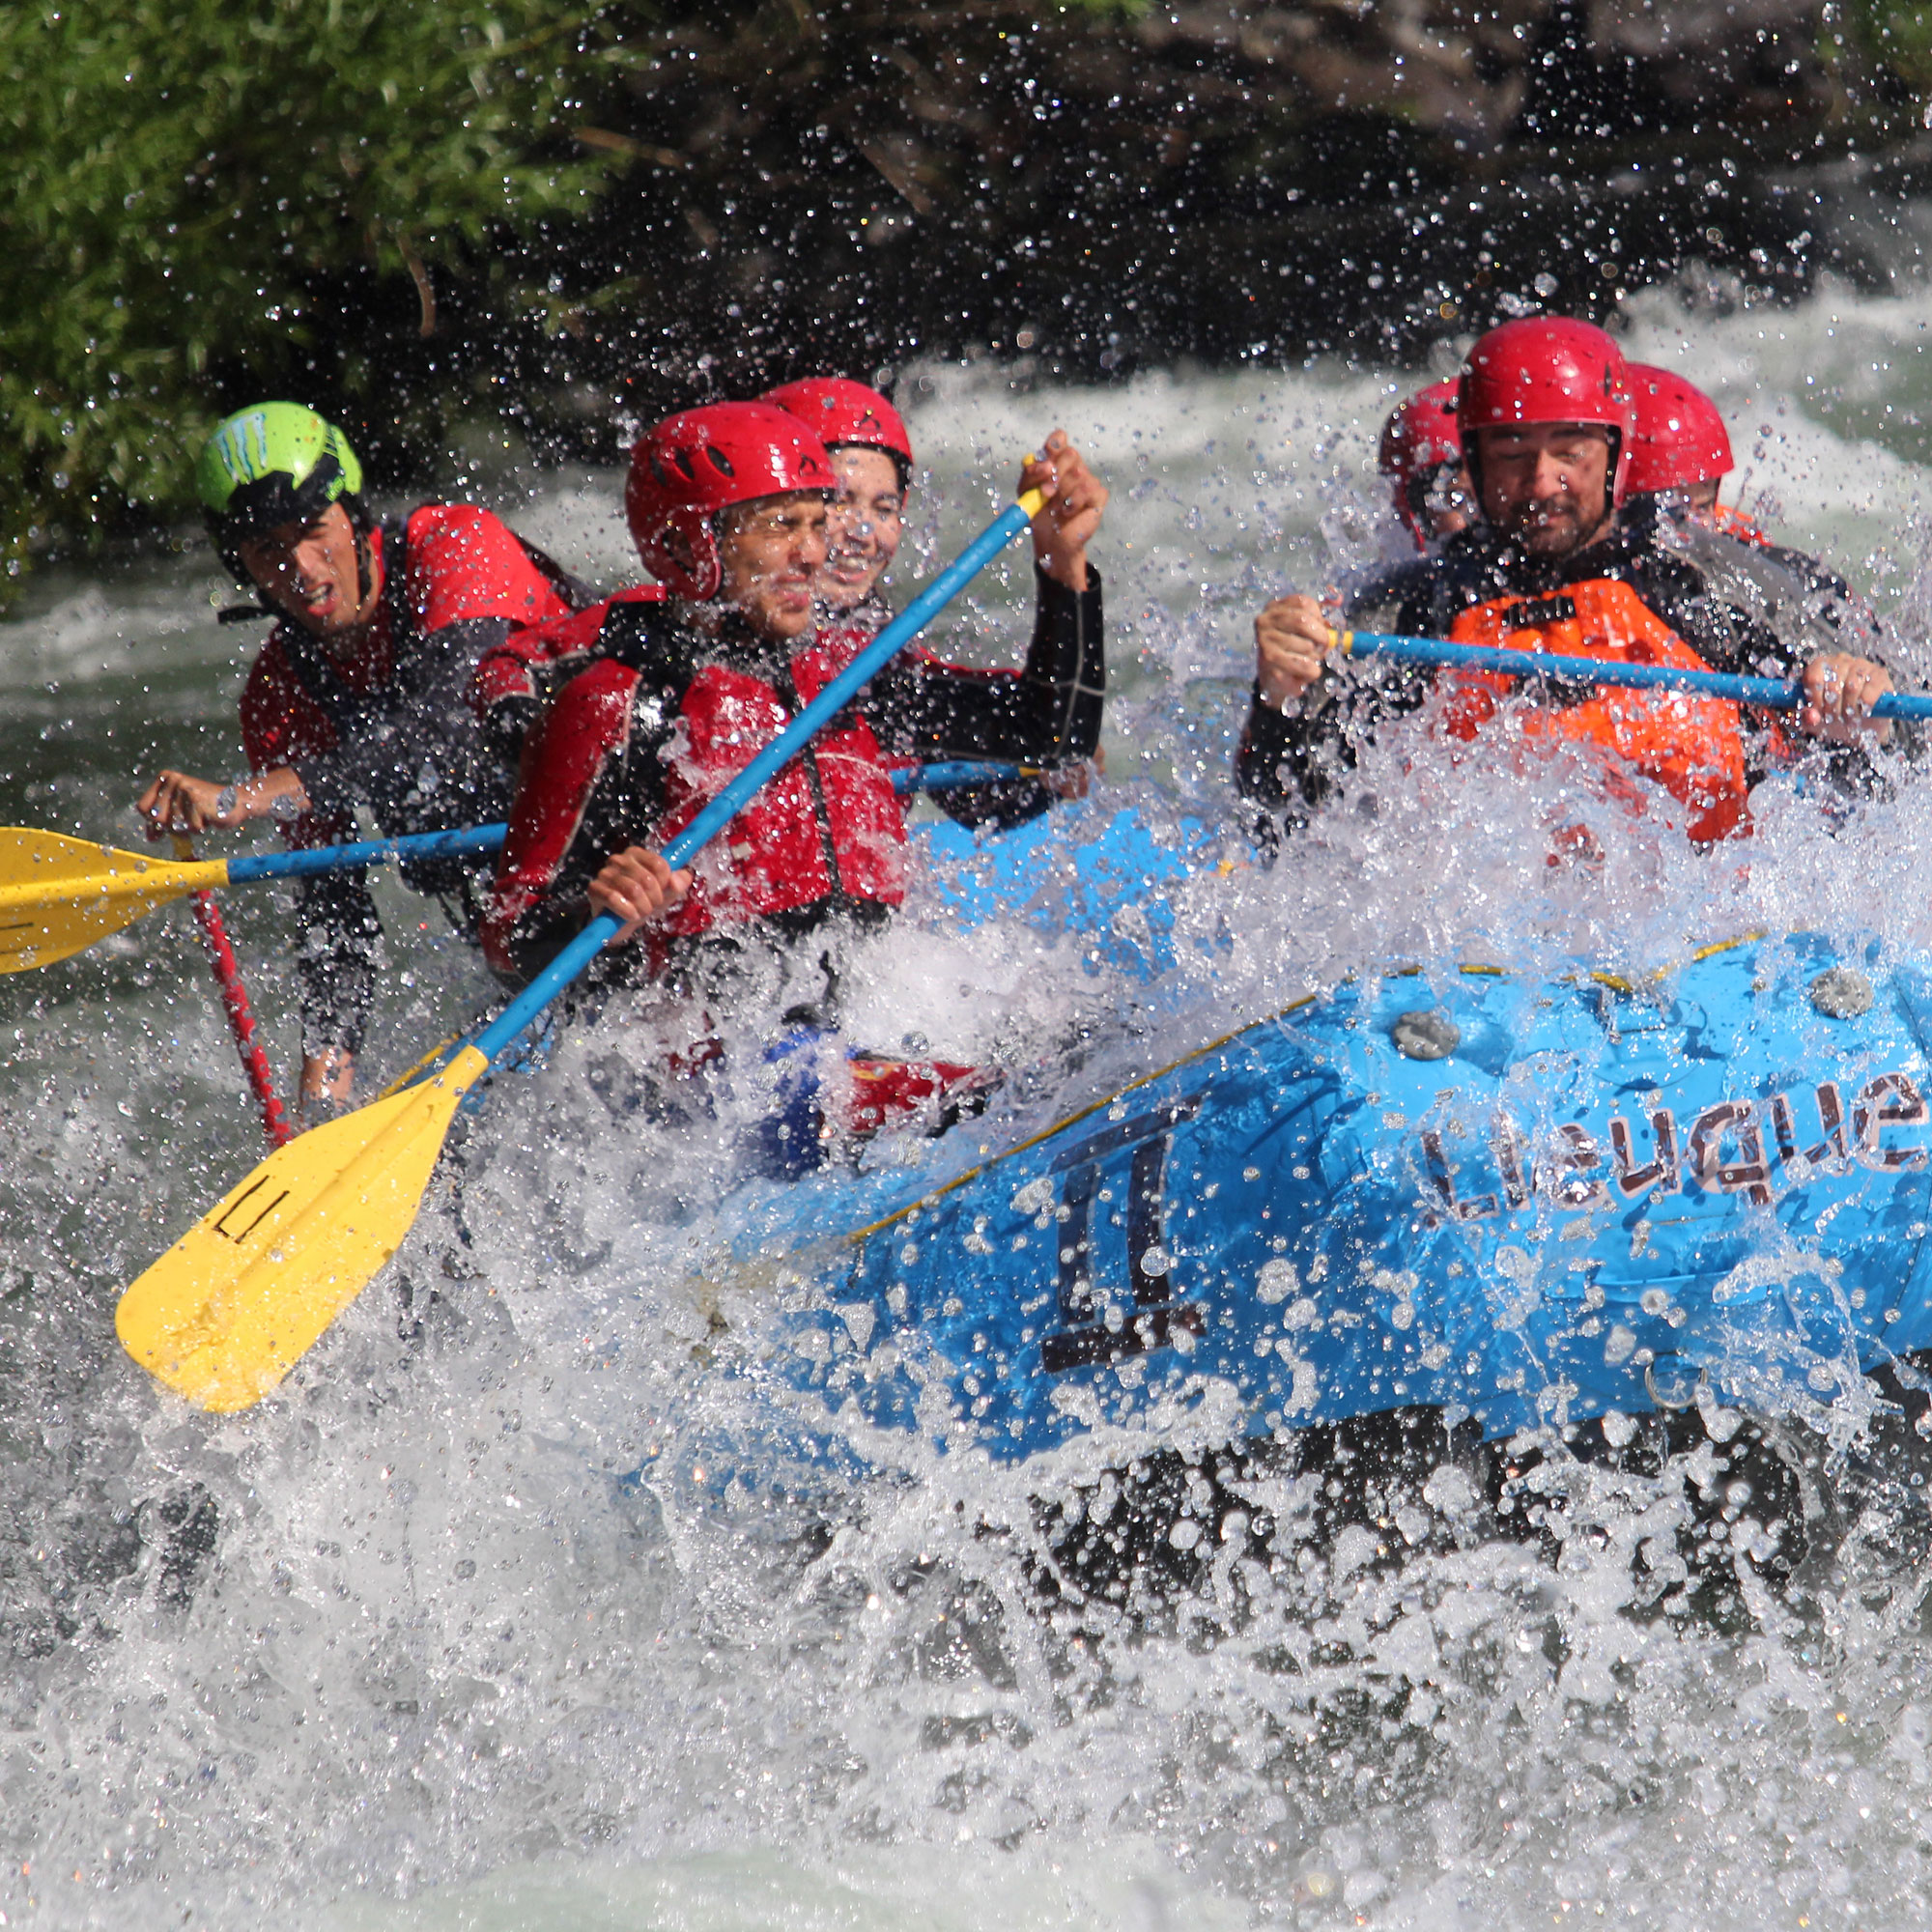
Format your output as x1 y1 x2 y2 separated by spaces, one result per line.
7 276 1932 1928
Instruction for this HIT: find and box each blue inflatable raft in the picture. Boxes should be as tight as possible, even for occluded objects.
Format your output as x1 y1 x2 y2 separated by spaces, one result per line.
914 788 1220 977
726 928 1932 1461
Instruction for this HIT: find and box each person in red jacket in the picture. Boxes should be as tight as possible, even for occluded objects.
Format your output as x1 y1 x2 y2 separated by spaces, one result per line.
136 403 586 1115
478 400 1105 1162
761 375 1108 825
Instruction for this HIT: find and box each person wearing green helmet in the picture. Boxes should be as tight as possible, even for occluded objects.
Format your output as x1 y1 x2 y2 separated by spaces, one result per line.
137 401 589 1117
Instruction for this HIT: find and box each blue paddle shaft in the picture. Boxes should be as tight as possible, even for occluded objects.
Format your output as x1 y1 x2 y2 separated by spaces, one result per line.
1343 628 1932 720
469 499 1040 1068
893 760 1024 794
225 823 509 884
221 761 1021 886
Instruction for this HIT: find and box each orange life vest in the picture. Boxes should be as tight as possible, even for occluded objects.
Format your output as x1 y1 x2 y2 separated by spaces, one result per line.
1713 503 1770 547
1439 578 1751 843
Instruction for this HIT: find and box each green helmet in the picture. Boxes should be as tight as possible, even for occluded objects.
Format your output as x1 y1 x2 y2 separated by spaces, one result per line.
197 403 365 579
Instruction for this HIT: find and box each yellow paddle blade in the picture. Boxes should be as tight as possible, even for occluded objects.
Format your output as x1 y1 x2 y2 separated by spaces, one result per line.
0 827 225 970
116 1045 491 1411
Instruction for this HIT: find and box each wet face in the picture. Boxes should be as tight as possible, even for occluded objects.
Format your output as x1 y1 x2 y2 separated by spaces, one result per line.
716 492 831 641
1401 461 1478 543
1678 475 1723 523
818 445 905 609
237 501 377 640
1475 423 1616 557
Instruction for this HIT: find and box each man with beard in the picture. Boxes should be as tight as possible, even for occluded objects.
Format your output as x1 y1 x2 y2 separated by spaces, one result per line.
1236 317 1900 843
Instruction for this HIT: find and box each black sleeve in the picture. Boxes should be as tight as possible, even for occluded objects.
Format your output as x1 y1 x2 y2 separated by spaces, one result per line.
863 564 1104 769
292 871 384 1062
486 661 684 985
1234 563 1443 834
1234 681 1342 829
1746 542 1921 769
480 692 541 771
292 616 517 837
1755 542 1889 659
1640 550 1922 785
925 776 1060 833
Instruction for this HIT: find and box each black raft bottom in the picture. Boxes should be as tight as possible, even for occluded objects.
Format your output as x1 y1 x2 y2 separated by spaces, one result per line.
1019 1358 1932 1634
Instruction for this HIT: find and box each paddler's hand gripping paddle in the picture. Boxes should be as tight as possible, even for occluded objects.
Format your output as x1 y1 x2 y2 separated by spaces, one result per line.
114 483 1050 1412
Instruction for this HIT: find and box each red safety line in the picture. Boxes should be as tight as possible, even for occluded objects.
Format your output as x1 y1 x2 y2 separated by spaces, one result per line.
172 837 294 1148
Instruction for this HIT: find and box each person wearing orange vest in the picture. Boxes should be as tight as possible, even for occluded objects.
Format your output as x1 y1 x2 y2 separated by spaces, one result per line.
1237 318 1903 840
136 403 588 1115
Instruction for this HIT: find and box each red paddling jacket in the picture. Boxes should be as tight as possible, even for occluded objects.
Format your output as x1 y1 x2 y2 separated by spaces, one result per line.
238 503 584 1057
481 565 1103 984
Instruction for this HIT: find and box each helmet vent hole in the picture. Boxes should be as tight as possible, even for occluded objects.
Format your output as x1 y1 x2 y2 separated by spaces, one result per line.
705 446 735 477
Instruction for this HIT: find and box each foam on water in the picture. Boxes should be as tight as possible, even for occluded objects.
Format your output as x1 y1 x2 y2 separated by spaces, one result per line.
10 280 1932 1928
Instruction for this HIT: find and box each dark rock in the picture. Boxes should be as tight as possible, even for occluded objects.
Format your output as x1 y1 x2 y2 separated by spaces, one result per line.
444 0 1930 465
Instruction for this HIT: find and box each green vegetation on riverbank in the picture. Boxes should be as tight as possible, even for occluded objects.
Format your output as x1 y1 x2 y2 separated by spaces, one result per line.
6 0 1932 602
1 0 603 593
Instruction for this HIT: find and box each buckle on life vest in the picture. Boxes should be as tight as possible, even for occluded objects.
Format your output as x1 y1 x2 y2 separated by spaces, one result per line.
1493 594 1577 632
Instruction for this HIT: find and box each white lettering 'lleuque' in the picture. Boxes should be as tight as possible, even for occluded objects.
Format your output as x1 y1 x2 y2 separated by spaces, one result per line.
1608 1107 1679 1200
1416 1070 1930 1225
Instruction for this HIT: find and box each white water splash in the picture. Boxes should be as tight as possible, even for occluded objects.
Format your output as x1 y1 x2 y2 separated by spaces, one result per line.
9 274 1932 1930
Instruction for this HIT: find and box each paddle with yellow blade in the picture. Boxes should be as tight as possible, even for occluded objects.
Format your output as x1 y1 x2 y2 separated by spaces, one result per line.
115 483 1050 1412
0 757 1041 976
0 822 511 973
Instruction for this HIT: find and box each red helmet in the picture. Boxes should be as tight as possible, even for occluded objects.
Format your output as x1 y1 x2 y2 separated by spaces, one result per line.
625 402 836 600
1378 380 1463 480
1458 316 1637 504
762 378 914 473
1378 380 1463 544
1626 364 1734 496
